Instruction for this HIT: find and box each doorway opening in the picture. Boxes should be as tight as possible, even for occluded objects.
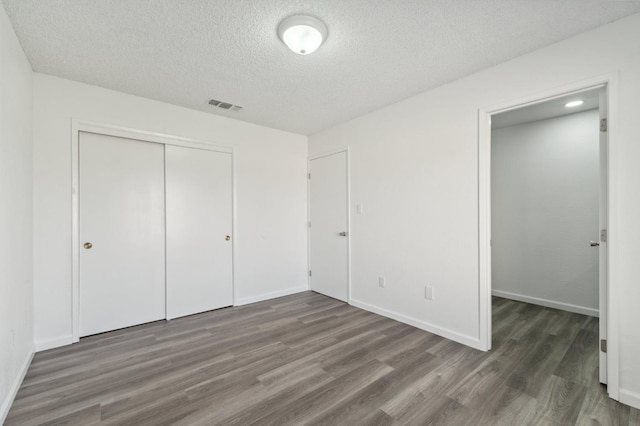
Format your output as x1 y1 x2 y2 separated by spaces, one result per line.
479 79 615 398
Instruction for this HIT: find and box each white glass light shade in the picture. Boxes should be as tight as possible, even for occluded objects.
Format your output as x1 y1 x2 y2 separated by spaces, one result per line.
278 15 328 55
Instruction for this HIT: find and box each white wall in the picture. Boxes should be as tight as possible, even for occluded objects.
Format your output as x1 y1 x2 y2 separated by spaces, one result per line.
309 13 640 407
0 5 34 423
491 110 600 316
33 74 308 350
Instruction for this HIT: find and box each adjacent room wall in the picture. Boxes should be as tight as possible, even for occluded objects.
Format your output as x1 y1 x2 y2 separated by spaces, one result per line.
0 6 34 423
32 74 309 350
308 13 640 407
491 110 600 316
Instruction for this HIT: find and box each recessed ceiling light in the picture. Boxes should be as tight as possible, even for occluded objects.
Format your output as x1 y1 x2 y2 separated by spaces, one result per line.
565 100 584 108
278 15 328 55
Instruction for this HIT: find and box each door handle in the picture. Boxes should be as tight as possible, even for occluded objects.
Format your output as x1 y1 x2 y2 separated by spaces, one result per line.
338 231 348 237
590 241 600 247
84 242 93 249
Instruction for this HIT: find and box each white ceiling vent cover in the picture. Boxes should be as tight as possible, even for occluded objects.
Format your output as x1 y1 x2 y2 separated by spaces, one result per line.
209 98 243 112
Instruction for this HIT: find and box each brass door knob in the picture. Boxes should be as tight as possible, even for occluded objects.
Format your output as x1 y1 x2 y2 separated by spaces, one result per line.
225 235 231 241
84 242 93 249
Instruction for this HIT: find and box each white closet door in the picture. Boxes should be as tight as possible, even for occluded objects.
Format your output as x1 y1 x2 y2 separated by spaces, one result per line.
165 146 233 319
79 132 165 337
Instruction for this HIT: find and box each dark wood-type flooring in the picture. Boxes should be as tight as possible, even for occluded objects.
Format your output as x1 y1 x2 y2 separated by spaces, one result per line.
6 292 640 425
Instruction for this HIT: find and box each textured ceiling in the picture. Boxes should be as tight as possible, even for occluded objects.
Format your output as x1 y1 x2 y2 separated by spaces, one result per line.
3 1 640 135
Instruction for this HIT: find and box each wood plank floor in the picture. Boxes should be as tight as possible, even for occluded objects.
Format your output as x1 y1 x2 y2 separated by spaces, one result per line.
6 292 639 425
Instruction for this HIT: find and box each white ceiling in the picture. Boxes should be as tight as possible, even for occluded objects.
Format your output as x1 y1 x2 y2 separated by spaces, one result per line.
3 1 640 135
492 88 600 129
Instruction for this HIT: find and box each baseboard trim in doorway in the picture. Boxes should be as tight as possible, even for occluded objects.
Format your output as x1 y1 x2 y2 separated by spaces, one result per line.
619 389 640 410
0 348 34 424
35 335 74 352
492 289 599 317
235 285 309 306
349 298 481 350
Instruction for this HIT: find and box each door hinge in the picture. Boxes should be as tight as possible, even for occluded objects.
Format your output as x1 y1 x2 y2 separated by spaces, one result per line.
309 270 312 277
601 229 607 243
308 173 311 179
600 118 608 132
308 221 311 228
601 339 607 353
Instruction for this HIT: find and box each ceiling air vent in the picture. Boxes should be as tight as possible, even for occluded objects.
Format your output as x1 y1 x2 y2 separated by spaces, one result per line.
209 98 243 112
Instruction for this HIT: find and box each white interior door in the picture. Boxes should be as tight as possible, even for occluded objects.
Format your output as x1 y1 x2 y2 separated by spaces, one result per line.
599 87 608 384
165 146 233 319
309 151 349 302
79 132 165 337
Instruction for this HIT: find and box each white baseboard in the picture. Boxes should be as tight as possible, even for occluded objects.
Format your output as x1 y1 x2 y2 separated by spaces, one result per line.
492 289 599 317
0 349 34 424
349 298 481 350
36 288 311 348
35 335 74 352
234 285 309 306
619 389 640 410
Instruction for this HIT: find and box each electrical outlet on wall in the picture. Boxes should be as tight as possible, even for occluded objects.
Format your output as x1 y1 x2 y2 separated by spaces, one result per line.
378 276 385 288
425 285 434 300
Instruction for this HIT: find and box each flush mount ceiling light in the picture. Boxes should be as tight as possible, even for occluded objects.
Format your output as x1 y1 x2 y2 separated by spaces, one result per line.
565 100 584 108
278 15 328 55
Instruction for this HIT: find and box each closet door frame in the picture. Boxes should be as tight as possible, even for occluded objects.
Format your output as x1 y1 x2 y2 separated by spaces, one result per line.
71 119 235 343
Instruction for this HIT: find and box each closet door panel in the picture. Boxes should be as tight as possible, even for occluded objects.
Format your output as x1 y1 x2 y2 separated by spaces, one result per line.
165 146 233 319
79 132 166 336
